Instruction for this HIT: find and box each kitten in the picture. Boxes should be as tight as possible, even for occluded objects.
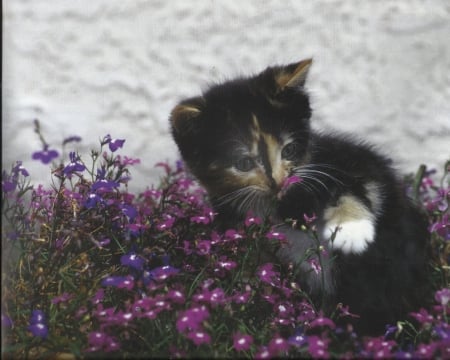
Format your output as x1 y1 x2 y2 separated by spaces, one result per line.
169 59 431 334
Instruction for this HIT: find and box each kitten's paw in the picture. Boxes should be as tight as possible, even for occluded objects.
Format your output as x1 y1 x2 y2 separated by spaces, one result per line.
323 219 375 254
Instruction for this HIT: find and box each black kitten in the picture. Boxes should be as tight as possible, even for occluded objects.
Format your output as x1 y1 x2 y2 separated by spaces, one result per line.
169 59 431 334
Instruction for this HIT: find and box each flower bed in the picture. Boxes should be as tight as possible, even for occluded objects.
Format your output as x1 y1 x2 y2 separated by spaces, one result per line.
2 121 449 358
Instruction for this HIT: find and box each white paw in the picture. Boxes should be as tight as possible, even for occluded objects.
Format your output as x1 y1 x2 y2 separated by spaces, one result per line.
323 218 375 254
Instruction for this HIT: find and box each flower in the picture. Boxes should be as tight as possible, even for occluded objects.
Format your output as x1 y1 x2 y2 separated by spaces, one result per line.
257 263 278 284
308 336 329 358
308 258 322 275
233 332 253 351
28 310 48 339
101 275 135 290
176 305 209 333
63 152 85 176
102 134 125 152
266 228 287 241
32 145 59 164
28 322 49 339
149 265 180 282
121 252 145 271
244 213 262 227
309 316 336 329
186 330 211 345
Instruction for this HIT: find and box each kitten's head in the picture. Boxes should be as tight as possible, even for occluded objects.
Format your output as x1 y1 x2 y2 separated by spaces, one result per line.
170 59 312 218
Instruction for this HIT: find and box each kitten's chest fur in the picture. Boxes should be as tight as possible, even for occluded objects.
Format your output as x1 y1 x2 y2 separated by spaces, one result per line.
170 58 431 334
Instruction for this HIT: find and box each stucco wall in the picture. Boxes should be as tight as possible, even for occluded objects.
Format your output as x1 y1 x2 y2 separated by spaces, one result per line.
3 1 450 191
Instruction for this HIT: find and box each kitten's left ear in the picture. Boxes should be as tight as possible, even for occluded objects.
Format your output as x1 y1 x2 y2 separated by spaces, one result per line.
274 58 312 90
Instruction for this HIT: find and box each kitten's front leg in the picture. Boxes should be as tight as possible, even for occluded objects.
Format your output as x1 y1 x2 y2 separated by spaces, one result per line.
322 195 376 254
276 225 335 297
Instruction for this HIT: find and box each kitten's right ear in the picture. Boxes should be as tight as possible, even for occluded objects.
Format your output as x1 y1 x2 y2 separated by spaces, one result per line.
274 58 312 90
170 96 205 135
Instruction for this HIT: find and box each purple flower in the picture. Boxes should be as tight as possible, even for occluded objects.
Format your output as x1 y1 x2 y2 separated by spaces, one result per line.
186 330 211 345
309 316 336 329
91 179 120 191
288 329 307 348
435 288 450 307
307 336 329 358
120 204 138 220
196 240 212 255
63 152 85 176
308 258 322 274
257 263 278 284
190 215 210 224
224 229 244 241
32 145 59 164
3 162 29 192
149 265 180 282
121 252 145 271
28 310 48 339
102 134 125 152
85 193 102 209
87 331 120 353
266 228 287 241
233 332 253 351
268 335 289 355
90 289 105 305
215 259 237 271
429 214 449 240
245 213 262 227
157 216 175 231
414 343 437 358
30 310 46 324
28 322 49 339
410 308 434 325
167 289 186 304
101 275 135 290
176 305 209 333
12 161 30 177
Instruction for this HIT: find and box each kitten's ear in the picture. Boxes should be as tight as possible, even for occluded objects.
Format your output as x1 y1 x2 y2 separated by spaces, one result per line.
170 96 205 135
274 58 312 90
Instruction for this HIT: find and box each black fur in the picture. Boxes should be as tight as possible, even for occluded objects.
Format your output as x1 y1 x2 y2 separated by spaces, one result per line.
170 60 431 335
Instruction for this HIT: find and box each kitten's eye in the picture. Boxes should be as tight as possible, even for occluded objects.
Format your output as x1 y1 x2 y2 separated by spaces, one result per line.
281 142 298 160
234 156 255 172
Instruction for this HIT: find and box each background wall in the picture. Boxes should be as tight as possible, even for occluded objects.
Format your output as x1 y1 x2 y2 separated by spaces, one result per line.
3 0 450 192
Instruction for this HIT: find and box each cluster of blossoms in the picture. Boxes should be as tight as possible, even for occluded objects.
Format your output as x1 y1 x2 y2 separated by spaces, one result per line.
1 124 449 358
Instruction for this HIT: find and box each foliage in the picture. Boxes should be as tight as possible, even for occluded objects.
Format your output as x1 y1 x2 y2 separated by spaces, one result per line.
2 121 449 359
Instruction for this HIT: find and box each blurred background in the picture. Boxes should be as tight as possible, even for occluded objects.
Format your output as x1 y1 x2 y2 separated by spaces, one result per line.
3 0 450 191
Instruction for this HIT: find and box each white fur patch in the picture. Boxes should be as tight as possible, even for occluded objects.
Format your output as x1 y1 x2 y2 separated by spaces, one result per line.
323 218 375 254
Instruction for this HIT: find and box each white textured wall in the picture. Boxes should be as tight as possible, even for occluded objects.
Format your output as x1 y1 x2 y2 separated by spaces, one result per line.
3 1 450 191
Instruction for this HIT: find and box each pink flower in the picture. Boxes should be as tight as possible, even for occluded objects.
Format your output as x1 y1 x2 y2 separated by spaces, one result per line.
233 332 253 351
245 213 262 227
257 263 278 284
310 316 336 329
266 228 286 241
186 330 211 345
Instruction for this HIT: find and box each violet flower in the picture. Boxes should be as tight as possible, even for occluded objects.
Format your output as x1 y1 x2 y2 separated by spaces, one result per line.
28 310 48 339
186 330 211 346
121 252 145 271
63 152 85 176
101 275 135 290
233 332 253 351
32 145 59 164
102 134 125 152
